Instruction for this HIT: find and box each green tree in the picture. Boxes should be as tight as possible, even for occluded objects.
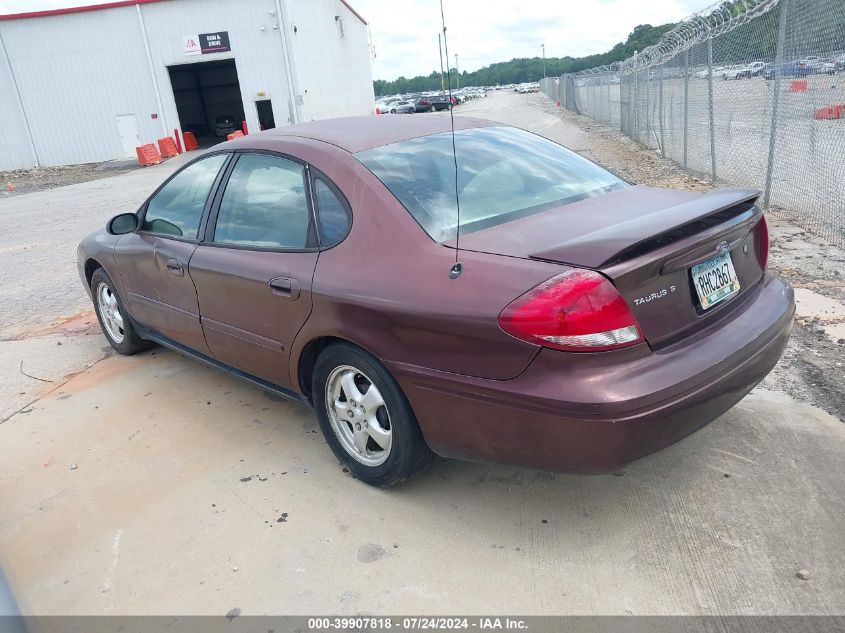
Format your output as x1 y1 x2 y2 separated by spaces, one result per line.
374 23 676 95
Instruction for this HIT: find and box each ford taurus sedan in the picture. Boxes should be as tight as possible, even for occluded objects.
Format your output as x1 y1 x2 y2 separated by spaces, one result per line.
77 116 794 487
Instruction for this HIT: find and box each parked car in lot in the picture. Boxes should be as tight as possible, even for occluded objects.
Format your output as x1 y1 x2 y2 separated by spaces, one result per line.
746 61 767 76
763 61 811 79
731 61 766 78
212 114 241 137
415 95 452 112
817 60 837 74
386 100 415 114
696 66 729 79
78 116 794 487
375 97 400 112
798 56 823 72
722 65 746 80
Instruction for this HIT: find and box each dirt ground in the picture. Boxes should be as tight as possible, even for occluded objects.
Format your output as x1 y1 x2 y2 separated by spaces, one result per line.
0 162 139 197
0 92 843 617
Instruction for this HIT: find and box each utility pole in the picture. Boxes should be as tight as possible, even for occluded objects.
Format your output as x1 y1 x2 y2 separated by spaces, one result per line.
541 43 546 80
438 33 445 93
455 53 459 89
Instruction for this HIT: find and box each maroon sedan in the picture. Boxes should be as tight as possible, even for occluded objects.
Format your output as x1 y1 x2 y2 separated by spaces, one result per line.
77 116 794 486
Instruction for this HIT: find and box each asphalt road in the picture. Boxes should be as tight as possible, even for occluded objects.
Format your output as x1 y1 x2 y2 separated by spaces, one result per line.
0 92 843 616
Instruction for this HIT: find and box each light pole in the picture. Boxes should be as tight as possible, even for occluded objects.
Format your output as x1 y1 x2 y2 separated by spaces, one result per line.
541 43 546 80
438 33 445 92
455 53 459 89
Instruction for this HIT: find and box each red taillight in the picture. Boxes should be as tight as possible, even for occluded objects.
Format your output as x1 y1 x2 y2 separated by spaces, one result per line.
498 269 644 352
755 214 769 270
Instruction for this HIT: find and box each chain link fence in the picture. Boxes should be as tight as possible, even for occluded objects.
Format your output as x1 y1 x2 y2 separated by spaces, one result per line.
541 0 845 247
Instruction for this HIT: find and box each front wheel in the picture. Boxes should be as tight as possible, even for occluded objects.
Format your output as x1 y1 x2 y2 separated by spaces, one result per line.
90 268 151 355
312 343 433 487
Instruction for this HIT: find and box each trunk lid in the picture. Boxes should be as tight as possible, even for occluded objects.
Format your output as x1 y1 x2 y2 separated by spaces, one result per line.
457 186 767 348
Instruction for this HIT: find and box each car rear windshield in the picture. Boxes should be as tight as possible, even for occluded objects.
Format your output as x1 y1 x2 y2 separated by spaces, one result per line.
356 126 626 242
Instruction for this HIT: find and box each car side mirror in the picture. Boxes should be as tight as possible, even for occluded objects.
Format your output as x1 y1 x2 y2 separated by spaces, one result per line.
107 213 138 235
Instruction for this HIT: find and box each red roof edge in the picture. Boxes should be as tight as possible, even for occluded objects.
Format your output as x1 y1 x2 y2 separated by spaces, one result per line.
339 0 367 26
0 0 367 25
0 0 168 21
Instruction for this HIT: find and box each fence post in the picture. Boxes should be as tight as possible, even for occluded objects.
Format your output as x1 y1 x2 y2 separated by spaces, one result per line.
602 74 606 123
707 38 717 181
648 72 652 144
683 49 689 168
634 72 640 140
763 0 790 208
658 64 665 156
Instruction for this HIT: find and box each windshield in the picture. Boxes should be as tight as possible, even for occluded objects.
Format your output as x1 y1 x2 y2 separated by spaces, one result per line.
356 126 627 242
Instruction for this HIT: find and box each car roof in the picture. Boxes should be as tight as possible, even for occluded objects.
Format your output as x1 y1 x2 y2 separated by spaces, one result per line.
250 115 499 153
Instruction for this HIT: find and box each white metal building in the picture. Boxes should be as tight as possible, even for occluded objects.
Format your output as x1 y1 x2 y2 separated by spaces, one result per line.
0 0 374 170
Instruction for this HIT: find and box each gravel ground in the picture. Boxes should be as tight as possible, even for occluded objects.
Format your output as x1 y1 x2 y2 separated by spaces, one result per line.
0 155 189 339
0 161 139 197
460 92 845 421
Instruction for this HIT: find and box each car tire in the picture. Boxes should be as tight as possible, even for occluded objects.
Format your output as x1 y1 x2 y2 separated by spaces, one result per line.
90 268 151 355
390 109 396 114
312 342 433 487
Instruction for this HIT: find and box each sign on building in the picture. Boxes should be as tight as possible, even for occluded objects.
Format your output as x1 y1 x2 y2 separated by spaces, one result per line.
183 32 231 56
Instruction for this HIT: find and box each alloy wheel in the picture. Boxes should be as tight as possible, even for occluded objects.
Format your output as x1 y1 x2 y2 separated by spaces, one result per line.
96 282 125 344
325 365 392 466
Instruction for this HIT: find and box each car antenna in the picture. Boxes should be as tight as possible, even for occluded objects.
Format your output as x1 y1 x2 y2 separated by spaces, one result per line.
440 0 463 280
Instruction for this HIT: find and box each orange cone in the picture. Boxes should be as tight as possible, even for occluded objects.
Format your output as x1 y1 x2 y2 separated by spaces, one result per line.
183 131 199 151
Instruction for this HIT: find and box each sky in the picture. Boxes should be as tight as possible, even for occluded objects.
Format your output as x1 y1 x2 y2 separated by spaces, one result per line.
0 0 708 81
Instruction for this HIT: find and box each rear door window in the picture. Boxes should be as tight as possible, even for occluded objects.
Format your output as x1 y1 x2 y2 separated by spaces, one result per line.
213 153 312 249
313 177 351 247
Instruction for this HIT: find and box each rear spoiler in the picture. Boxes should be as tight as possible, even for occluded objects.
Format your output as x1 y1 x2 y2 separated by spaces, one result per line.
529 188 761 269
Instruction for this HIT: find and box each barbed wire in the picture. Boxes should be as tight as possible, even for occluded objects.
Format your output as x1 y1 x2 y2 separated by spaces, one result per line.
545 0 845 247
568 0 783 77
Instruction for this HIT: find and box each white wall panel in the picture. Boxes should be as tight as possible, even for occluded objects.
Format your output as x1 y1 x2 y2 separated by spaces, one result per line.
0 0 374 169
285 0 374 121
0 7 162 166
0 30 36 170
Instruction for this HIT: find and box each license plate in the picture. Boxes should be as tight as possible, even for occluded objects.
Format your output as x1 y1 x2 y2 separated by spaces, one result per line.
691 251 740 310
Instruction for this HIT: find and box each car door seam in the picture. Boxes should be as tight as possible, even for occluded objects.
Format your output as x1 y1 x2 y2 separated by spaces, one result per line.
184 245 212 352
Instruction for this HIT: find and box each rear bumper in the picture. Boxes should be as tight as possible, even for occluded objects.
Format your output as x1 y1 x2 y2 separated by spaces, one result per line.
388 275 794 473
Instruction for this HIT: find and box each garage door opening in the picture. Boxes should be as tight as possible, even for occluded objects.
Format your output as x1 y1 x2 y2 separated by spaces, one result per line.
168 59 245 149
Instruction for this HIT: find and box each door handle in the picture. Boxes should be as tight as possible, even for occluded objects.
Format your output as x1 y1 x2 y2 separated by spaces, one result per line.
269 276 301 300
165 258 184 276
